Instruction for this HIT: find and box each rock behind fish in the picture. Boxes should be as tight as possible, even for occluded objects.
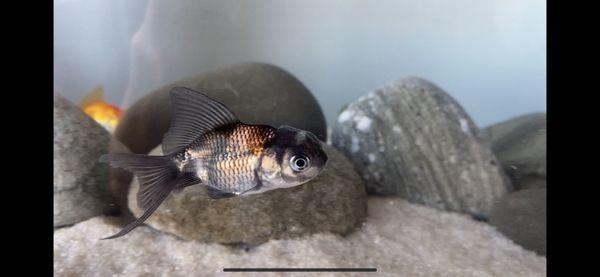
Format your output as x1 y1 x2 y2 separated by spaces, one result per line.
115 62 327 154
126 144 367 244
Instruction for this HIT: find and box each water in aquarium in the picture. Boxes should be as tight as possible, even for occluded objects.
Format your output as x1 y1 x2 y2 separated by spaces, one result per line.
54 0 546 275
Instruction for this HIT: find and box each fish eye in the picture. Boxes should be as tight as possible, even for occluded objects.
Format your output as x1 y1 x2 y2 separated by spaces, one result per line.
290 154 310 172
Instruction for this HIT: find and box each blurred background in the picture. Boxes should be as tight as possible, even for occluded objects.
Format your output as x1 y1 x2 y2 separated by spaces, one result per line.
53 0 545 128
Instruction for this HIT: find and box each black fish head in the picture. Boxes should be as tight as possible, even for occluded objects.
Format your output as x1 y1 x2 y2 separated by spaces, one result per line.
264 125 328 186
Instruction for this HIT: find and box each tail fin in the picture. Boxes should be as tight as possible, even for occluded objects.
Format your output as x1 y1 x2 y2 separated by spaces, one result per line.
99 153 179 239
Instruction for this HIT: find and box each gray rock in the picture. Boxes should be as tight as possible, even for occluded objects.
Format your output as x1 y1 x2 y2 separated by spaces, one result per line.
489 189 546 255
127 144 367 244
54 94 119 227
106 140 136 224
115 62 327 154
331 76 512 217
482 113 546 190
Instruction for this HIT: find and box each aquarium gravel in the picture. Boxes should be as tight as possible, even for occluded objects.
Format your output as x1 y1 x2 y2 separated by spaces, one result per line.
54 196 545 276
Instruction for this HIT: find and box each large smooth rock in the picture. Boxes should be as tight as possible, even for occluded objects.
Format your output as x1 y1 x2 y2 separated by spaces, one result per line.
482 113 546 190
126 144 367 244
54 197 546 276
489 189 546 256
115 62 327 154
331 77 512 217
54 93 119 227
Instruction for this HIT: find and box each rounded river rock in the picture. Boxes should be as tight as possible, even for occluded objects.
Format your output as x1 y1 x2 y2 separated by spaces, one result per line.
489 188 546 256
482 113 546 190
127 144 367 244
54 93 119 227
115 62 327 154
331 76 512 217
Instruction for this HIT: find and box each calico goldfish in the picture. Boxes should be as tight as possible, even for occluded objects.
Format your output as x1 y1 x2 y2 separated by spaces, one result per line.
100 87 328 239
79 85 123 133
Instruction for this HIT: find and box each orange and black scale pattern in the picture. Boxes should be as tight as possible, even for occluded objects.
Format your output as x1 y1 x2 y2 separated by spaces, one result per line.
180 123 276 193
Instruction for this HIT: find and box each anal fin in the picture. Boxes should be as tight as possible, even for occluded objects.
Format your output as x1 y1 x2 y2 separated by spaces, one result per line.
173 172 201 193
206 186 237 199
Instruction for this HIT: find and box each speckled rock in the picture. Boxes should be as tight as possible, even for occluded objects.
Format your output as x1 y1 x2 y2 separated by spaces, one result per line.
482 113 546 190
125 144 366 244
54 197 546 276
115 62 327 154
106 140 136 224
54 93 120 227
489 189 546 256
331 77 512 217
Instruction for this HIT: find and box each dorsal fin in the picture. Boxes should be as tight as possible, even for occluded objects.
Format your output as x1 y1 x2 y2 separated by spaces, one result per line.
79 85 104 108
162 87 240 155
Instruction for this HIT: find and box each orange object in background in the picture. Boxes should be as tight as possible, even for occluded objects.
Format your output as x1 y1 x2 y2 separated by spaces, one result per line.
79 85 123 133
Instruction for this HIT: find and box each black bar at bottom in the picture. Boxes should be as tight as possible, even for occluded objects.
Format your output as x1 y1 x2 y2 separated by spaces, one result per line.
223 268 377 272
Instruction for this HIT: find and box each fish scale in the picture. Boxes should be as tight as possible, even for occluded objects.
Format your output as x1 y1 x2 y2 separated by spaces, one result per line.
184 123 275 194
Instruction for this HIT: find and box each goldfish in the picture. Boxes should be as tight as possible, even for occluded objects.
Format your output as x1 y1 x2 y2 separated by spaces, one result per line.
79 85 123 133
100 87 328 239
